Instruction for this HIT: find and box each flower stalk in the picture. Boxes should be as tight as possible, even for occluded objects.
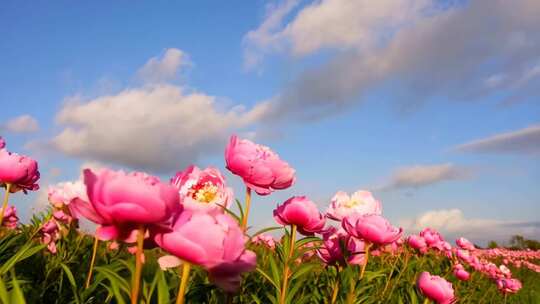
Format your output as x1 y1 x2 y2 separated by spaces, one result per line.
0 183 12 226
85 235 100 288
130 225 145 304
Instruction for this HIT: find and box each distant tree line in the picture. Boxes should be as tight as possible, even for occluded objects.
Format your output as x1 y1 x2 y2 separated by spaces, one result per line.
487 235 540 250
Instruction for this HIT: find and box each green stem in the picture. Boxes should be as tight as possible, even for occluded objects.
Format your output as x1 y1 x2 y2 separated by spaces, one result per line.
387 251 410 300
176 262 191 304
330 266 341 304
0 183 12 227
279 224 296 304
380 255 400 298
241 187 252 232
360 243 371 280
85 235 100 288
423 298 430 304
130 225 145 304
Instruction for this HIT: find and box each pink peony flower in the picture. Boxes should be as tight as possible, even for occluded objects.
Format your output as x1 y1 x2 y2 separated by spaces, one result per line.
496 278 522 294
317 227 366 266
0 149 40 193
417 272 455 304
0 137 5 149
273 196 326 235
154 211 256 292
1 205 18 229
41 220 60 254
251 233 276 249
456 237 475 251
342 214 402 245
453 264 470 281
170 165 233 214
225 135 295 195
326 190 382 221
408 235 428 253
79 168 180 241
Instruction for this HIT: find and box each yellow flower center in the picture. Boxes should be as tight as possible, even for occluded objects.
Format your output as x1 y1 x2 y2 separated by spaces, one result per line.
192 182 219 204
344 199 364 208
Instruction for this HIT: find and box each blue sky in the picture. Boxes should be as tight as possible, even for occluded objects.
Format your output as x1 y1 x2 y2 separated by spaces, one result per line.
1 0 539 244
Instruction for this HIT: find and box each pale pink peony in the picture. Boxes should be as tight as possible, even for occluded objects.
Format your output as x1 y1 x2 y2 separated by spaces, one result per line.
251 233 276 249
326 190 382 221
0 149 40 193
154 211 256 292
79 168 180 241
417 272 455 304
225 135 295 195
456 237 475 251
273 196 326 235
342 214 402 245
48 181 88 208
170 165 233 214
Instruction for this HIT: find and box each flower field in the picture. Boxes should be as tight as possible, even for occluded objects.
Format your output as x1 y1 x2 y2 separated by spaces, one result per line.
0 135 539 304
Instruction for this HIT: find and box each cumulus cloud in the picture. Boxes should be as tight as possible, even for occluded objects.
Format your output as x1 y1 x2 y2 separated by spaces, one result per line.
399 209 540 244
454 124 540 155
49 84 269 173
245 0 540 120
380 163 472 191
1 114 39 133
136 48 189 83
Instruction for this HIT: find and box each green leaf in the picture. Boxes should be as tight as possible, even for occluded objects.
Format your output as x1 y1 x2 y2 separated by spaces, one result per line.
9 270 26 304
156 269 170 304
0 243 46 275
252 226 282 238
0 277 9 304
256 268 279 290
59 263 81 304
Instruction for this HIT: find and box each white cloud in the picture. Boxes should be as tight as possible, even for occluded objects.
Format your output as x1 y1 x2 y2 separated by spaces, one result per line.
399 209 540 245
49 84 269 173
245 0 540 120
136 48 189 83
454 124 540 155
1 115 39 133
245 0 428 61
380 163 472 191
243 0 301 69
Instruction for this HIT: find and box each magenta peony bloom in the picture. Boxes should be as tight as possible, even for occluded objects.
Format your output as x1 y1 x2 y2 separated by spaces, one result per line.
408 235 428 253
0 149 40 193
326 190 382 221
171 165 233 214
273 196 326 235
225 135 295 195
453 264 470 281
417 272 455 304
0 137 5 149
79 168 180 241
1 205 18 229
456 237 475 251
342 214 402 245
154 211 256 292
